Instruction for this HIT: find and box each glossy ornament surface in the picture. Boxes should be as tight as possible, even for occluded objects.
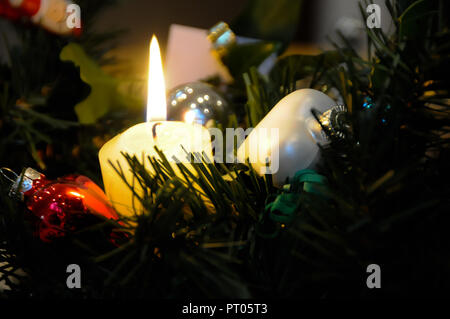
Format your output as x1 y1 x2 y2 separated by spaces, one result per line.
167 82 228 126
237 89 336 186
9 168 119 242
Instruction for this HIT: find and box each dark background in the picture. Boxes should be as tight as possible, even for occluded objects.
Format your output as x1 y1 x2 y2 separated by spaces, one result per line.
0 0 392 81
91 0 391 78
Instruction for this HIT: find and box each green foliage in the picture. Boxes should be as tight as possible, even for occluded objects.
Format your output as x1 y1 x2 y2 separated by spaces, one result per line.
222 41 281 84
1 0 450 299
242 50 345 127
218 0 303 88
231 0 303 52
90 149 271 297
60 43 142 124
0 0 137 177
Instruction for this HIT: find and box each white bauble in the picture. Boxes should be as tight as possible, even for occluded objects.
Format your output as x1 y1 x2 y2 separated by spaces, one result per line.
237 89 335 185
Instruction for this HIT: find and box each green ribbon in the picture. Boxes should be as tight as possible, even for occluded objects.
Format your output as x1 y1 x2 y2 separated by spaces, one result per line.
258 170 328 237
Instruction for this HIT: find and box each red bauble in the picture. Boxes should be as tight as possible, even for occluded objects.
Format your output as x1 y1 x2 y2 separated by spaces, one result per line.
9 168 120 243
0 0 41 20
0 0 82 36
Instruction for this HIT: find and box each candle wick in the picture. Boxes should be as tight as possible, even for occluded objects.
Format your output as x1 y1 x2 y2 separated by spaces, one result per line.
152 122 162 140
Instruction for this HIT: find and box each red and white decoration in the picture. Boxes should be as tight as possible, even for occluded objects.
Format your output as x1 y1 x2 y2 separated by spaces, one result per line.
0 0 81 35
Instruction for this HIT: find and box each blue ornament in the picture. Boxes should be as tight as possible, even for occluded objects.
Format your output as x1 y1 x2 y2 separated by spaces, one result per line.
363 96 374 109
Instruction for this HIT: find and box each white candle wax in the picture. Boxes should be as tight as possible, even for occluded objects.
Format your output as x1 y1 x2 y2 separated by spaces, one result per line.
99 35 212 217
99 121 211 216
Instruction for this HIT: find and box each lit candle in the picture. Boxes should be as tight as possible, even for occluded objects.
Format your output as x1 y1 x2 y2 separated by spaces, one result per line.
99 36 212 217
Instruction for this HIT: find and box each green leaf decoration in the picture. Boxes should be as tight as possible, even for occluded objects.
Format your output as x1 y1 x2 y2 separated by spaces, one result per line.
60 43 141 124
222 41 281 82
2 0 450 299
231 0 303 52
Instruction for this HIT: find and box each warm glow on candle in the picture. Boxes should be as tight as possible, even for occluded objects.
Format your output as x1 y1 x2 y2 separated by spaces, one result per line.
184 110 196 124
147 35 167 122
99 34 213 217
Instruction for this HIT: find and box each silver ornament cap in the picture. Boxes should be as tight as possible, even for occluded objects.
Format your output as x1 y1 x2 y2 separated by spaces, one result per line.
1 167 43 201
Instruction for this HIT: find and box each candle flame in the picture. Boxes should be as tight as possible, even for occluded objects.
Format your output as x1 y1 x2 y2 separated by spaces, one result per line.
184 110 196 124
147 35 166 122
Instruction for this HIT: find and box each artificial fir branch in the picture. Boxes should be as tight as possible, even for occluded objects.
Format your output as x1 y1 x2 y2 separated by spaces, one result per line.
0 0 449 298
